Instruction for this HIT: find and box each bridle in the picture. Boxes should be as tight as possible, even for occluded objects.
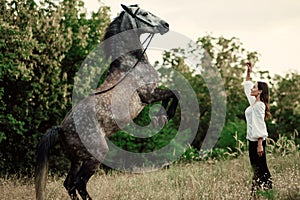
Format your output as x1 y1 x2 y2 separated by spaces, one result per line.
93 6 155 96
129 7 156 28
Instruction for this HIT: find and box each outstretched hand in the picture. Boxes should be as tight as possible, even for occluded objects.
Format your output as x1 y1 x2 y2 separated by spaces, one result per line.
246 62 252 73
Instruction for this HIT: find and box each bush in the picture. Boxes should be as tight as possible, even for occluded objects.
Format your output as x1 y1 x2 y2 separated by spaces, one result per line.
0 0 110 175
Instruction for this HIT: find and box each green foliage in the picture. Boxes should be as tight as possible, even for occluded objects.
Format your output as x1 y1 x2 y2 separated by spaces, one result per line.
180 146 237 162
215 120 247 151
255 189 275 199
270 73 300 138
165 39 299 161
197 36 259 122
159 34 299 151
160 36 259 149
180 145 200 161
0 0 110 175
107 104 192 168
179 133 299 163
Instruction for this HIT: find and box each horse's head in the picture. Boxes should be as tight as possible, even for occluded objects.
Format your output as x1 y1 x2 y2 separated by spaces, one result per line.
121 4 169 35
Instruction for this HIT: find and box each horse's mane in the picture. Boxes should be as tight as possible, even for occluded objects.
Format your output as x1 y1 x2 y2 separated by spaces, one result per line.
103 4 139 40
101 11 148 73
103 12 126 41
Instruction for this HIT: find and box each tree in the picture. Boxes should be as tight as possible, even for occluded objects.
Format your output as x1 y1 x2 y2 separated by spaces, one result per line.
159 35 259 149
0 0 110 175
270 72 300 139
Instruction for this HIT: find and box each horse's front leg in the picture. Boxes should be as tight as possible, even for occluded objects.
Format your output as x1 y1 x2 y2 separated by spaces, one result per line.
138 88 179 126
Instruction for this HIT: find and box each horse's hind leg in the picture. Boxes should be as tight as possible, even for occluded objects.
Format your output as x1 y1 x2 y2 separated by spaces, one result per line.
64 161 81 200
75 158 101 200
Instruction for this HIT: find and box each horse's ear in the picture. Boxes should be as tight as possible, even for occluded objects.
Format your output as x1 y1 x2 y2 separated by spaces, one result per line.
121 4 133 15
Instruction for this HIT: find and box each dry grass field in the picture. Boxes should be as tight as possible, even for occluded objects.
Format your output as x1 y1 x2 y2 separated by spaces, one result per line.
1 150 299 200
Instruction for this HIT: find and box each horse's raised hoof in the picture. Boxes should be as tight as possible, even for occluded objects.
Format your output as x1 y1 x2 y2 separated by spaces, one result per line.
151 115 168 128
151 116 158 127
158 115 168 127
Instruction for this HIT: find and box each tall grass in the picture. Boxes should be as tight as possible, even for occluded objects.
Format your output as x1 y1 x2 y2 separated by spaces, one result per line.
1 135 299 200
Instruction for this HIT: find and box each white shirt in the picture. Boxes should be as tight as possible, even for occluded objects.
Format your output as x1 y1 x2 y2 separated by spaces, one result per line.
244 81 268 141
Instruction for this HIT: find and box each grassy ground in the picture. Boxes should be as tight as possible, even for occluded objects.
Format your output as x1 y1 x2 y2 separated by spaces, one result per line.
0 150 299 200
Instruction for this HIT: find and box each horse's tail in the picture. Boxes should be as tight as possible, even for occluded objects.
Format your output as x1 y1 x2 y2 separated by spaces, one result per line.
35 126 61 200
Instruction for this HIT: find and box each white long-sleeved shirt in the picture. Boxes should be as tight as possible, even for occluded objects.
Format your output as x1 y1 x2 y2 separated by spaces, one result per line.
244 81 268 141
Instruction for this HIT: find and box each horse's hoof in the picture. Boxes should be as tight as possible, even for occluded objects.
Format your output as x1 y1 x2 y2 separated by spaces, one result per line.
158 115 168 127
151 116 158 127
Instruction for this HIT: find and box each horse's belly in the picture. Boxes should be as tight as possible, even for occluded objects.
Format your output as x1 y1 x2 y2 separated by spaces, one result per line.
95 90 145 137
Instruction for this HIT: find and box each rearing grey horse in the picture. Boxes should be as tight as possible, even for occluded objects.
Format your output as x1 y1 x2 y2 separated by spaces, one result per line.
35 4 179 200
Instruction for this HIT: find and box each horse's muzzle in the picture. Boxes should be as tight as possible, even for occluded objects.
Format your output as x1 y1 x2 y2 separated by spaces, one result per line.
158 21 169 35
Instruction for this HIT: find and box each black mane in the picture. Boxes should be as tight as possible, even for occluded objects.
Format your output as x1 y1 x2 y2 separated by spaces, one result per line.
101 11 148 72
103 11 126 41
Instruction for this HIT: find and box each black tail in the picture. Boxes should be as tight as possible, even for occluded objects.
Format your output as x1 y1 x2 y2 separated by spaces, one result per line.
35 126 61 200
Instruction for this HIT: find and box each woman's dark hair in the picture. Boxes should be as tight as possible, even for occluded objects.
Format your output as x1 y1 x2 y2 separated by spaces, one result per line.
258 81 271 120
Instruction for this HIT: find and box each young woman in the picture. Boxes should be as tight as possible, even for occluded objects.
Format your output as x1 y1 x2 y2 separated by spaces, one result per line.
244 62 272 193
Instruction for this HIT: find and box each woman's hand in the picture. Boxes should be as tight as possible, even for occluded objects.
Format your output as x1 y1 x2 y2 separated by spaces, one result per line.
257 138 264 157
246 62 252 74
246 62 252 81
257 145 264 157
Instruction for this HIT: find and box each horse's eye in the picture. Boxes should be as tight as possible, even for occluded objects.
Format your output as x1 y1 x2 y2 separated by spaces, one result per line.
141 12 148 16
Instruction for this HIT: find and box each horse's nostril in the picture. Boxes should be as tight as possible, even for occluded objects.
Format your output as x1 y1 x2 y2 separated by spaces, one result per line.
161 20 169 28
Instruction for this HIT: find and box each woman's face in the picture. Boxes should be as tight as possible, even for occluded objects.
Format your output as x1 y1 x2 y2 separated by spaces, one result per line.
251 83 261 97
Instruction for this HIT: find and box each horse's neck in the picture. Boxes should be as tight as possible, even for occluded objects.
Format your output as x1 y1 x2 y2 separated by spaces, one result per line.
98 13 150 92
107 52 148 79
96 53 149 93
